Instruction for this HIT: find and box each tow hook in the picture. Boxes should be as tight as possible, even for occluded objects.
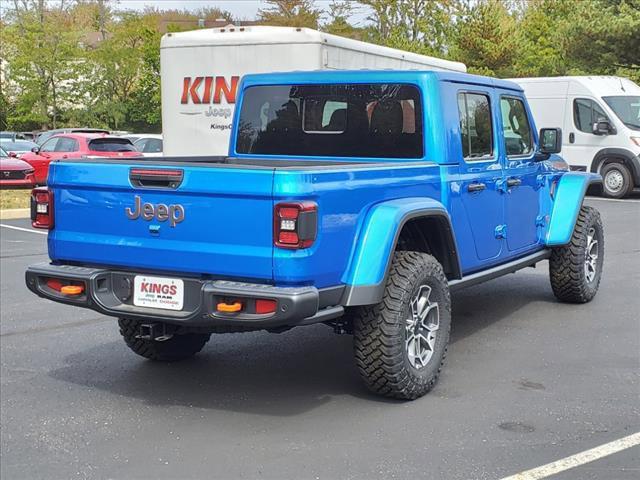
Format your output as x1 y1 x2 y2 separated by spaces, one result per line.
136 323 174 342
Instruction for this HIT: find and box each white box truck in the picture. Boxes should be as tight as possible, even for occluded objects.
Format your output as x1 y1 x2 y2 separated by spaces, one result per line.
160 26 466 157
512 76 640 198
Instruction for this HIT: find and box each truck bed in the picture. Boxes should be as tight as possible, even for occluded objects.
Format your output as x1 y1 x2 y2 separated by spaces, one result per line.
46 157 441 288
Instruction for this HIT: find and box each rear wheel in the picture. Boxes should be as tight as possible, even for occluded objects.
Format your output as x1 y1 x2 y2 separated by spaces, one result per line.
549 206 604 303
118 318 211 361
353 251 451 400
601 162 633 198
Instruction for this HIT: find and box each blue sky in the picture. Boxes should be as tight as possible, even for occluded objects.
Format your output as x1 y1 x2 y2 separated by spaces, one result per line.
116 0 371 24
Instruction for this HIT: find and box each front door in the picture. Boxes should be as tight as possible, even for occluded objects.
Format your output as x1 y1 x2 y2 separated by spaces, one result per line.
562 96 617 170
498 93 542 253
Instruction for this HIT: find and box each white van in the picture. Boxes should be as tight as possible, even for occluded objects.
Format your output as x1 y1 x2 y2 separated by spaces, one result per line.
512 76 640 198
160 26 466 157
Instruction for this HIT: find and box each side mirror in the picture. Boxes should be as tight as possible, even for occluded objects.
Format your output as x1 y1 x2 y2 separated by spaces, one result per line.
535 128 562 161
31 146 40 154
592 118 614 136
8 152 17 158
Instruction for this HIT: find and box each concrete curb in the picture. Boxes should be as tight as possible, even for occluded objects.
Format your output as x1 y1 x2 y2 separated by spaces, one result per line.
0 208 30 220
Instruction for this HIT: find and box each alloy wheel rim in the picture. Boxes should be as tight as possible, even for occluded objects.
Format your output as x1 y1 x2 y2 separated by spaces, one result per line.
405 285 440 369
585 227 599 283
604 169 624 193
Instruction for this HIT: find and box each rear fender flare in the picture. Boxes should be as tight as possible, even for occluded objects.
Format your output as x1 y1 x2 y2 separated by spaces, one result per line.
546 172 602 247
341 197 460 306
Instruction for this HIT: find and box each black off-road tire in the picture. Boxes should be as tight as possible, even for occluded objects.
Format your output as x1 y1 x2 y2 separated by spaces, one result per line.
118 318 211 361
353 251 451 400
601 162 633 198
549 206 604 303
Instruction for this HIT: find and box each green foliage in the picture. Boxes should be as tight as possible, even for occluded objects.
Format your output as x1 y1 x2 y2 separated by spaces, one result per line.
450 0 519 77
564 0 640 83
258 0 322 29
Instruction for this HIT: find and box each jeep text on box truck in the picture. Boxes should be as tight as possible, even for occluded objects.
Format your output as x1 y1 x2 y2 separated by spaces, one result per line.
26 70 604 400
161 26 466 157
512 76 640 198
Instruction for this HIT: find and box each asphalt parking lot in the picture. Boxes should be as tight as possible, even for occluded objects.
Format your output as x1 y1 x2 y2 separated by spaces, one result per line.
1 197 639 480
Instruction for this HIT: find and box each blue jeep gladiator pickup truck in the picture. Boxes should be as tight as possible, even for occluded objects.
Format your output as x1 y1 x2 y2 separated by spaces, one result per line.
26 70 604 400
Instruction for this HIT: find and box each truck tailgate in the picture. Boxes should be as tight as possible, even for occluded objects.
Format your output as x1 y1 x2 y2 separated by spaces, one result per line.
48 161 274 281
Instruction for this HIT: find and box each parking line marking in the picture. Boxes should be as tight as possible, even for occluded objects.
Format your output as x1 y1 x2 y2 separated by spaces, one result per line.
500 431 640 480
0 224 48 235
586 197 640 203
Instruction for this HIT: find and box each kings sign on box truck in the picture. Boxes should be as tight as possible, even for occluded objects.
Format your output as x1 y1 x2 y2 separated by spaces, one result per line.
512 76 640 198
160 26 466 157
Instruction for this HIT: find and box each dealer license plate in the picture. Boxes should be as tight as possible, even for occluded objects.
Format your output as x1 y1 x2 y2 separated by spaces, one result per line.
133 275 184 311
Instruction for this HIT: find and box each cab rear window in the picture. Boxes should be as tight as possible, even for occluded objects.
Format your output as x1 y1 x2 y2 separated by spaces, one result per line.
236 84 423 158
88 138 136 152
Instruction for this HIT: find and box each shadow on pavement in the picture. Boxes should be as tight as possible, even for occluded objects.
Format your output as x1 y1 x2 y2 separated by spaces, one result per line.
48 268 558 417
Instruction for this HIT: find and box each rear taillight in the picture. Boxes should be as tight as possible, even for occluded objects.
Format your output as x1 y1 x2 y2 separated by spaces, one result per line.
31 187 53 229
274 201 317 249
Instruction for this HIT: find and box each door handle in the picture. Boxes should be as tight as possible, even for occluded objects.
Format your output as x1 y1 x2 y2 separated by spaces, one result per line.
506 178 522 188
467 182 486 192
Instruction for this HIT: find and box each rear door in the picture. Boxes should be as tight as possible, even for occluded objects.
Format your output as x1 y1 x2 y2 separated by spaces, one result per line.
456 89 504 262
48 161 275 281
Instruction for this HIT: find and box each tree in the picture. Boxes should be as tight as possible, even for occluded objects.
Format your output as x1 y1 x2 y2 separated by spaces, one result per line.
323 1 364 40
564 0 640 83
1 0 84 129
514 0 576 77
450 0 519 77
257 0 322 29
357 0 456 57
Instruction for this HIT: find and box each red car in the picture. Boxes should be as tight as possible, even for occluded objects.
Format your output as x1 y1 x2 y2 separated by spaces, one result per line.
20 133 142 184
0 146 36 188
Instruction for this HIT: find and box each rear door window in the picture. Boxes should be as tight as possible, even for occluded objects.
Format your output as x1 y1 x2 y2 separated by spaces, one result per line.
457 92 494 160
236 83 423 158
88 138 136 152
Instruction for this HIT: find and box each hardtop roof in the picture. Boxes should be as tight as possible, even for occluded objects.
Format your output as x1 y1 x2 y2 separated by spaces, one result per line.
239 69 523 92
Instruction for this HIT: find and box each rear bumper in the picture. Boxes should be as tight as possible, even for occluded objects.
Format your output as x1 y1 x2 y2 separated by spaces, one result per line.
25 263 344 329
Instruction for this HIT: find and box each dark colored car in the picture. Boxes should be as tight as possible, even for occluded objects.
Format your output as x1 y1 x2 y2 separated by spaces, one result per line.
21 133 141 184
0 146 35 188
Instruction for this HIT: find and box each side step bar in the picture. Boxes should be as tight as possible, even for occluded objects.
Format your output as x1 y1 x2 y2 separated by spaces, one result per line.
448 250 551 292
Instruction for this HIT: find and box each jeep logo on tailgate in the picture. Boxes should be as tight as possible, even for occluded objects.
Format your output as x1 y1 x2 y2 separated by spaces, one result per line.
125 195 185 227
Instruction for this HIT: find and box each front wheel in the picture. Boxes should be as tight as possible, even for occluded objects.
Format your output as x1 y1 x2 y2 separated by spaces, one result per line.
353 251 451 400
549 206 604 303
118 318 211 361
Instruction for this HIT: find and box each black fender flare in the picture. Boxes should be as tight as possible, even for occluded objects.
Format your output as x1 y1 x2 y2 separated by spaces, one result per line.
591 148 640 185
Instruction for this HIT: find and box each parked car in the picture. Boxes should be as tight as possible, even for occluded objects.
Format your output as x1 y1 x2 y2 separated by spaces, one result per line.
20 133 141 184
0 139 40 157
512 76 640 198
0 131 26 141
35 128 110 146
133 134 163 157
0 146 35 188
25 70 604 400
